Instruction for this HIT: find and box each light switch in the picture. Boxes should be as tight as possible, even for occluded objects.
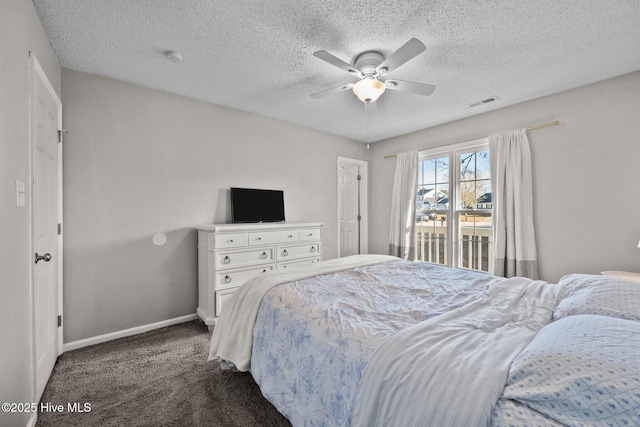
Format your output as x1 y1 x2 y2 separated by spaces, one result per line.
16 180 26 208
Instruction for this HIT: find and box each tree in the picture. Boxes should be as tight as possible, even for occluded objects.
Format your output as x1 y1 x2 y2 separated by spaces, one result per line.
459 151 490 209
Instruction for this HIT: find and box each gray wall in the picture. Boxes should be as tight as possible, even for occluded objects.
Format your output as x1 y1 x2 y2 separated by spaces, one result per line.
61 68 368 342
369 71 640 283
0 0 61 426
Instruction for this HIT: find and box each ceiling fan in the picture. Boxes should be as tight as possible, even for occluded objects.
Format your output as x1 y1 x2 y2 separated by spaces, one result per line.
310 38 436 105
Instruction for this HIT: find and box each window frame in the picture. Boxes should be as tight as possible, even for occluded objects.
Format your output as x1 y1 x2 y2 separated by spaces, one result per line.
417 138 492 272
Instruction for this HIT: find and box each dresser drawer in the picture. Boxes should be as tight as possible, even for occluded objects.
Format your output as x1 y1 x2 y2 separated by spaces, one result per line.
249 229 299 246
215 288 237 316
215 248 274 270
300 228 321 241
278 257 321 270
277 243 320 261
214 232 248 249
216 265 273 290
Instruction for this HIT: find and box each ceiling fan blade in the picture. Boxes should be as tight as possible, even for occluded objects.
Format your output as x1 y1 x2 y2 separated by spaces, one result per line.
384 79 436 96
313 50 360 75
310 83 354 99
376 38 426 75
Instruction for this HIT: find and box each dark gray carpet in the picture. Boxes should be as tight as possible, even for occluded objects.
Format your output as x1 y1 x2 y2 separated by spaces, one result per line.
37 320 291 427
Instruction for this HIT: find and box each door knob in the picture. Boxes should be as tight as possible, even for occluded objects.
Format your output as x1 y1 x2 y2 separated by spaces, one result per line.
35 253 52 263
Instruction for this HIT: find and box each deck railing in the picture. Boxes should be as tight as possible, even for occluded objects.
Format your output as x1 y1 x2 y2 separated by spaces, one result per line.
415 221 493 272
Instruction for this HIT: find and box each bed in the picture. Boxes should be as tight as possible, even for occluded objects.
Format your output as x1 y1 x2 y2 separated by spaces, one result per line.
208 255 640 426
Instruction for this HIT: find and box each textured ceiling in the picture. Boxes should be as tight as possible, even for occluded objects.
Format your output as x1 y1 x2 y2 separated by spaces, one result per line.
33 0 640 143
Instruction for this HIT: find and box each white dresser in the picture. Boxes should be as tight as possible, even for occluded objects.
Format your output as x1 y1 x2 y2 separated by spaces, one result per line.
196 222 323 330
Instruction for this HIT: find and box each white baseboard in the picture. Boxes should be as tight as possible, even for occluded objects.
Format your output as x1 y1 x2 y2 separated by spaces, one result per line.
63 313 199 352
26 412 37 427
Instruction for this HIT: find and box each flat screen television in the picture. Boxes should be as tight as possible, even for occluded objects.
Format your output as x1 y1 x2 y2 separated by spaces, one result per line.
230 187 285 223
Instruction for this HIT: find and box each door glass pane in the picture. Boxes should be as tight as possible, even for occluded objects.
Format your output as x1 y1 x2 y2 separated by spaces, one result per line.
459 150 490 209
433 184 449 210
416 214 448 265
416 155 449 264
458 212 493 272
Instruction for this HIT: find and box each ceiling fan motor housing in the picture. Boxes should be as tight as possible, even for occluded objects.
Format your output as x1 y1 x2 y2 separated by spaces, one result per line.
354 51 385 77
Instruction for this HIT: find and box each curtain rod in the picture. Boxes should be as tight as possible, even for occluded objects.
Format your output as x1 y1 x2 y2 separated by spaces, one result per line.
383 120 559 159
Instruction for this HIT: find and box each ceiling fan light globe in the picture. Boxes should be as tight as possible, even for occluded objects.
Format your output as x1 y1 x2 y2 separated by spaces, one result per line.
353 78 386 103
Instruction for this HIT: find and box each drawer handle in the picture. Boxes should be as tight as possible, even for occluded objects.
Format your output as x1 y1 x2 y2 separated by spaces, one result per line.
310 246 316 253
287 234 293 238
308 233 314 237
282 249 288 257
223 255 231 264
228 239 234 243
224 275 232 284
262 269 267 273
260 251 268 259
256 237 262 241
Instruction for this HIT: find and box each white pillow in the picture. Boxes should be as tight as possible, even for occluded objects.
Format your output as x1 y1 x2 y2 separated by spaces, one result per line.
601 270 640 283
554 273 640 322
501 314 640 426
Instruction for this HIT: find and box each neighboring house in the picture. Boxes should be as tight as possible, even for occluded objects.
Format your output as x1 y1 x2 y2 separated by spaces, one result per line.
417 188 447 209
477 193 492 209
435 197 449 210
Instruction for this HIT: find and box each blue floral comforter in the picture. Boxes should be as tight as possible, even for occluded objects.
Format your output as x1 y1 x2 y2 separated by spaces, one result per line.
249 258 497 426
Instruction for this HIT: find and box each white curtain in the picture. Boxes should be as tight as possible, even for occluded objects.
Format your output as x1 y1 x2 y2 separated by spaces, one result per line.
489 129 538 279
389 151 418 259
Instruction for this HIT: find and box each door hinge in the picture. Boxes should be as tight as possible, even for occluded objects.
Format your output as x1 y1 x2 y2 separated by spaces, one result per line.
58 129 67 143
357 174 362 181
57 315 62 327
58 223 62 235
357 215 362 221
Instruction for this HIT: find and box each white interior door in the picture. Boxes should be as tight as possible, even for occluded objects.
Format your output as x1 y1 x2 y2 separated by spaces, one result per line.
32 55 62 401
339 164 360 256
338 158 368 257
